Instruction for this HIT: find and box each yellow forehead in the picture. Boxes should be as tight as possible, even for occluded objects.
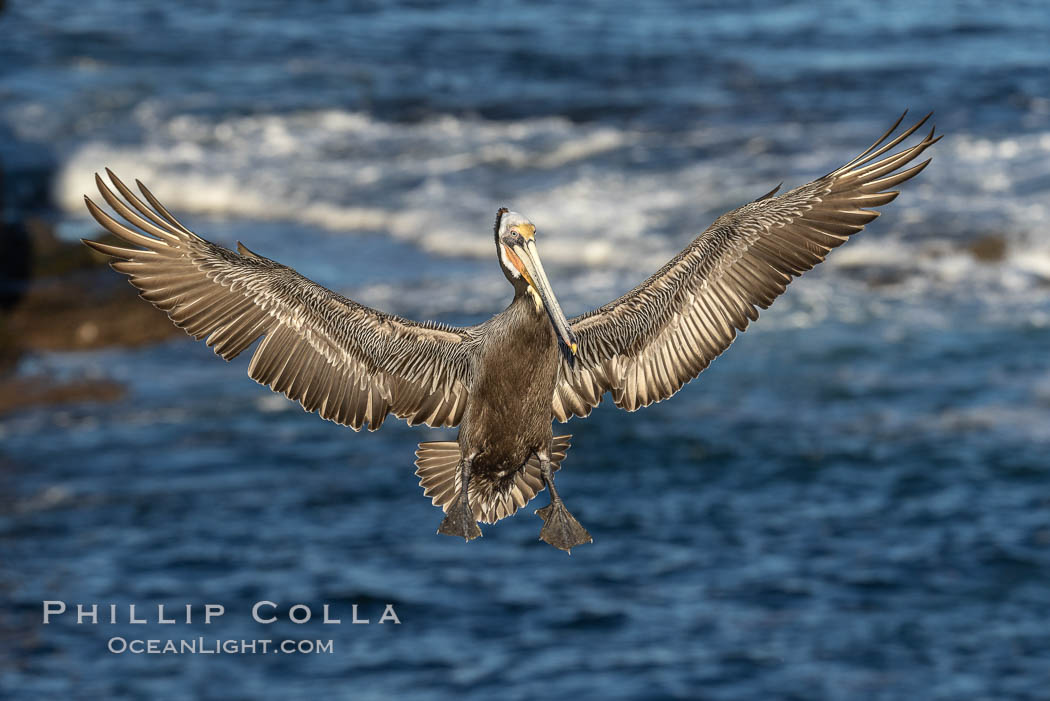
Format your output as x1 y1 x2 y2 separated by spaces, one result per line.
517 223 535 240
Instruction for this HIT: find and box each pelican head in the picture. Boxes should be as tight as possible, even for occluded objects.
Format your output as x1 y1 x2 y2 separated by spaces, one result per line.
494 208 577 361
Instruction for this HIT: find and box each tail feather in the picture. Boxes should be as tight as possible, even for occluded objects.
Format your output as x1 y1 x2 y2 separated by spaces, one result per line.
415 436 571 524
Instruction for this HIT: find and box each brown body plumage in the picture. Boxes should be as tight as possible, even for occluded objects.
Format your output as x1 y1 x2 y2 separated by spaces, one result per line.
82 113 939 551
463 293 561 480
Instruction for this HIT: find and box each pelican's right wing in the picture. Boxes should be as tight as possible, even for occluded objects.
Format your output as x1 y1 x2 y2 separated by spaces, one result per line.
552 113 938 421
84 171 479 431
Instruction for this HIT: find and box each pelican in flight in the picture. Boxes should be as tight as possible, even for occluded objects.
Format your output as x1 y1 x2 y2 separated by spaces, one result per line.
83 113 937 552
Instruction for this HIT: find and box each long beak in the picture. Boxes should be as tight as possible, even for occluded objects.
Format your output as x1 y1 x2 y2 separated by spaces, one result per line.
511 239 578 363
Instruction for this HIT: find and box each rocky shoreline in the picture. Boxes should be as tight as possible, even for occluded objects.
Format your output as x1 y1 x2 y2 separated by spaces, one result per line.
0 213 179 414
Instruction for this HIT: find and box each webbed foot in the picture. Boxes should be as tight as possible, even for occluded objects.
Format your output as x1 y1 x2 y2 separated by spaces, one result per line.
536 502 592 553
437 499 482 542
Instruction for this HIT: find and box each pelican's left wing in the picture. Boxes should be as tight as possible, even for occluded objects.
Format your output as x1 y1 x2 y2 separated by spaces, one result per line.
84 171 479 431
552 113 938 421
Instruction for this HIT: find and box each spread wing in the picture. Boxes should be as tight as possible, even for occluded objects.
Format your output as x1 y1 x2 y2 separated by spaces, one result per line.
83 170 479 431
553 113 939 421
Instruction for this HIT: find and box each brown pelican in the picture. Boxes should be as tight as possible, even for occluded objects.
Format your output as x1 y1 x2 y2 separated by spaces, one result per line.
82 113 938 552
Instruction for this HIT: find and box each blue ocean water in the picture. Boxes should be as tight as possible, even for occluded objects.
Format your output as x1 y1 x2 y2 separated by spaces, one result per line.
2 1 1050 699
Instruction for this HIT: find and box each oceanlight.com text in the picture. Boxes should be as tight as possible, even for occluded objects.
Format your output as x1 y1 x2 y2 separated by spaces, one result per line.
107 637 334 655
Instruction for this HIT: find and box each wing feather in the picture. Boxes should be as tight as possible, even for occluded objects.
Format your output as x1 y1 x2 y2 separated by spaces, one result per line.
554 113 939 420
84 172 479 431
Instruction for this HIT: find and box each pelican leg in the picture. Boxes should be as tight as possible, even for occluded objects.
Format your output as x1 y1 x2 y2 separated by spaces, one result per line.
535 454 592 553
437 456 482 542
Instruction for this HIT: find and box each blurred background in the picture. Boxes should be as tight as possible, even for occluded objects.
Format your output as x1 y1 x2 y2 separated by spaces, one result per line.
2 1 1049 699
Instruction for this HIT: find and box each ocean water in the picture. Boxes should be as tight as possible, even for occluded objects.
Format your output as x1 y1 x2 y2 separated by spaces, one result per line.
2 1 1050 699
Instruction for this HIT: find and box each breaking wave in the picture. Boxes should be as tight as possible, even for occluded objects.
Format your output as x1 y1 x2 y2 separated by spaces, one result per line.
55 109 1050 306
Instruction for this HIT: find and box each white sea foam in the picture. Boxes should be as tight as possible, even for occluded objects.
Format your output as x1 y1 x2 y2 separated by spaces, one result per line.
56 109 1050 314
